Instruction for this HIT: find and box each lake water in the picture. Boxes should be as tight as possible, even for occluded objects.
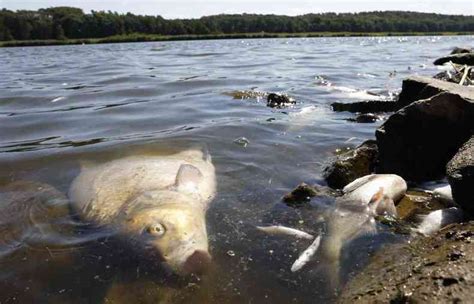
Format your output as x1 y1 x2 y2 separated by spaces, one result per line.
0 36 472 303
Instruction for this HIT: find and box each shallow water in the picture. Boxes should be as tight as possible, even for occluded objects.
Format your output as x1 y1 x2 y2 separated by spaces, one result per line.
0 36 471 303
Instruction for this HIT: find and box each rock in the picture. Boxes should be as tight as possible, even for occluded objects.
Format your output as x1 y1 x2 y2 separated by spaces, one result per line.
396 75 474 108
338 222 474 304
283 183 339 206
396 190 445 221
324 140 378 189
331 100 399 113
433 52 474 66
376 92 474 182
267 93 295 108
346 113 380 123
334 76 474 114
447 136 474 215
451 47 472 55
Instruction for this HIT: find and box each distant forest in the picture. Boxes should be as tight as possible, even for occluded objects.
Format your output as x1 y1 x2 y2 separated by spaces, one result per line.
1 7 474 41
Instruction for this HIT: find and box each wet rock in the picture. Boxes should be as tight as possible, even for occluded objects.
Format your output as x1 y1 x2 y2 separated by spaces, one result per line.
338 222 474 304
447 136 474 215
396 76 474 108
376 92 474 182
331 100 398 113
451 47 472 55
283 183 339 206
324 140 378 189
346 113 380 123
395 190 445 221
267 93 295 108
433 52 474 66
332 74 474 114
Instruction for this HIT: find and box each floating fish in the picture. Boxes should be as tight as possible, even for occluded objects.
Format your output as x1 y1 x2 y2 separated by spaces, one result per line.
69 149 216 275
256 225 314 240
291 235 322 272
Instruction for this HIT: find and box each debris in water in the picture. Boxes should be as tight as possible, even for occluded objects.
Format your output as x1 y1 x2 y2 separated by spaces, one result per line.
227 250 236 257
233 137 250 147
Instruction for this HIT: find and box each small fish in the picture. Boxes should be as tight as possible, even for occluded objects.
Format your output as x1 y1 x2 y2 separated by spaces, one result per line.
256 225 314 240
415 207 464 236
291 235 322 272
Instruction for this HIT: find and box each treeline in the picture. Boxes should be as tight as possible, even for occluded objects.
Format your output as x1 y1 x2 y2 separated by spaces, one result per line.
1 7 474 41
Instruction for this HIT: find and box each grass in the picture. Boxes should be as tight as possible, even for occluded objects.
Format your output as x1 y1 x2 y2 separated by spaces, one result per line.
1 31 473 48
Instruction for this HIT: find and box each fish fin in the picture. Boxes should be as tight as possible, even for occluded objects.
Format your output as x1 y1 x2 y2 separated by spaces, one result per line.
342 174 376 194
368 187 385 206
175 164 203 193
376 196 398 218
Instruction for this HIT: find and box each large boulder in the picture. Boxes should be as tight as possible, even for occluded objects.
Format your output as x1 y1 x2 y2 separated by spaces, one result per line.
447 136 474 214
433 52 474 66
396 75 473 108
323 140 378 189
376 91 474 182
331 75 471 114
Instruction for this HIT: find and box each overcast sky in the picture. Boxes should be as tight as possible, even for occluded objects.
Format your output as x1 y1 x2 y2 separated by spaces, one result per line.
1 0 473 18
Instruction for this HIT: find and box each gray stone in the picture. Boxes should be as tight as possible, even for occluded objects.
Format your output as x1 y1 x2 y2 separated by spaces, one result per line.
397 75 474 108
376 92 474 182
447 136 474 215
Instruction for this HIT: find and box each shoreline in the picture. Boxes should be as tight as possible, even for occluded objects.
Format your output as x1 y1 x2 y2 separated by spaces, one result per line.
1 31 473 48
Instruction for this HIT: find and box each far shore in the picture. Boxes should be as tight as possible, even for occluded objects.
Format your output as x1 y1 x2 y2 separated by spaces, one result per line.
1 31 473 48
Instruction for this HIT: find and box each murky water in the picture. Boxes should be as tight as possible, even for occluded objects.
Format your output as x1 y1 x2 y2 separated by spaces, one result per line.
0 36 471 303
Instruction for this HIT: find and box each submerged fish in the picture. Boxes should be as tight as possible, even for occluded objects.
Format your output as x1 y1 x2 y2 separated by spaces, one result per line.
291 235 322 272
256 225 314 240
284 175 406 288
415 207 464 236
69 149 216 275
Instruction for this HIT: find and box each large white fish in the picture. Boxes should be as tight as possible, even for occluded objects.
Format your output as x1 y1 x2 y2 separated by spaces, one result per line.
69 149 216 275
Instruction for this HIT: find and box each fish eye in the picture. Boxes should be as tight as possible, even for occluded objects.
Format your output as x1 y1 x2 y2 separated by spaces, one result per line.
145 223 166 237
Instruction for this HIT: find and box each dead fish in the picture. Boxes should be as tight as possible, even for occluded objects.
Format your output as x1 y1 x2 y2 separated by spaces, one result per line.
290 174 407 288
415 207 464 236
291 235 322 272
256 225 314 240
342 174 407 205
69 149 216 275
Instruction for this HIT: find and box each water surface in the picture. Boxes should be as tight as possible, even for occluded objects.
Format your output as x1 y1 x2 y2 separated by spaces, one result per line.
0 36 471 303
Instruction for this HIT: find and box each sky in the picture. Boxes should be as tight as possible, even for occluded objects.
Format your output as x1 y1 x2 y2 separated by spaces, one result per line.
1 0 473 18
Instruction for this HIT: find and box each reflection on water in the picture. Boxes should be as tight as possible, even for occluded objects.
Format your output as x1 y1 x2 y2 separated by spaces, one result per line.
0 36 472 303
